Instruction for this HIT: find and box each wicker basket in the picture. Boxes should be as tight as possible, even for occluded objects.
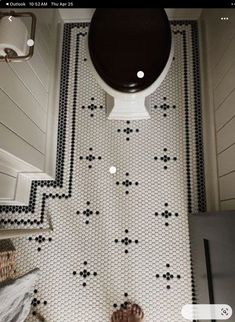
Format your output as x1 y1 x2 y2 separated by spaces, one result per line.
0 239 16 282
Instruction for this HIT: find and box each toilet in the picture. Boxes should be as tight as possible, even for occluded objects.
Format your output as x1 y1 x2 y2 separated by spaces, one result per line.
86 9 173 120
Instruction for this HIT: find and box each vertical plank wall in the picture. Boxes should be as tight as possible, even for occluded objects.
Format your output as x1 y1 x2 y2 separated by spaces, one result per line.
201 9 235 211
0 9 58 200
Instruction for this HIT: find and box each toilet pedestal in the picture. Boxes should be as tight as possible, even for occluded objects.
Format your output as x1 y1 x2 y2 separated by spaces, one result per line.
106 94 150 120
88 9 173 121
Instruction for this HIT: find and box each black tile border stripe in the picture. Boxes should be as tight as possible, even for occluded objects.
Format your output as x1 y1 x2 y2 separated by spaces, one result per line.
0 24 89 225
191 21 207 212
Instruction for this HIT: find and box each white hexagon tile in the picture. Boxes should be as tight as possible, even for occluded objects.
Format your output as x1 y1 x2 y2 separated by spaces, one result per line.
0 21 206 322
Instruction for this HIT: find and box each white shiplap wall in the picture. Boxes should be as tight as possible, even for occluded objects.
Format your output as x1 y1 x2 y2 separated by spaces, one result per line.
200 9 235 211
0 9 60 201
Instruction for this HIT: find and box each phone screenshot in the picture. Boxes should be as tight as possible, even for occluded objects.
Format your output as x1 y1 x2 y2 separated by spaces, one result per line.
0 2 234 322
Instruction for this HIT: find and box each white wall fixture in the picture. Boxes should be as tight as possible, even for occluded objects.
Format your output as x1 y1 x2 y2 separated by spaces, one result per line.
0 11 36 62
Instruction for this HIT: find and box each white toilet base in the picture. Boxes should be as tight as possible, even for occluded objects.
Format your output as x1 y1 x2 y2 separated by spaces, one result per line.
106 94 150 120
86 35 174 121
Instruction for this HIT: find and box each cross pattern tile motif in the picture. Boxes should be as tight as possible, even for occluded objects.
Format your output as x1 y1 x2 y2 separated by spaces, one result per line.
154 148 178 170
31 289 48 318
76 201 100 225
116 172 139 195
156 264 181 290
73 261 98 287
0 21 206 322
154 202 179 227
28 235 53 252
113 293 131 309
117 120 140 141
152 96 177 117
114 229 139 254
82 97 104 118
79 147 102 169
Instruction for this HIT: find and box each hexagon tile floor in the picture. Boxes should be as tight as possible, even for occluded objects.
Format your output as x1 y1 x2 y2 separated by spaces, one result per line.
0 21 206 322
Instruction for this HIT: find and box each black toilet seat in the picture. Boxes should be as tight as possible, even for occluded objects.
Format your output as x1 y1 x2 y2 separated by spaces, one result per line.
88 8 172 93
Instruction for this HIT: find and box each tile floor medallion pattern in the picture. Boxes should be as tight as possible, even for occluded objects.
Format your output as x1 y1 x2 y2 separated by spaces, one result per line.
0 21 206 322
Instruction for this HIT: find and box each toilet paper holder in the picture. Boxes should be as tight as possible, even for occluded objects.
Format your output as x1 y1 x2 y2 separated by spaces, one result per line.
0 11 36 62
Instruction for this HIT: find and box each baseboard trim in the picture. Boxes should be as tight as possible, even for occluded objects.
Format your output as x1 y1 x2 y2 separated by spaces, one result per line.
0 171 54 205
44 10 63 179
198 16 220 211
